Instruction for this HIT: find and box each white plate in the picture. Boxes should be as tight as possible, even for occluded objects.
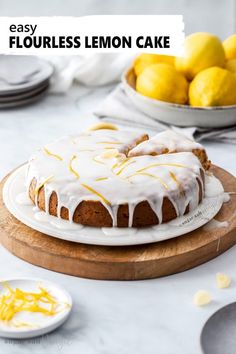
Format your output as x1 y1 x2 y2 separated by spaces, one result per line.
122 67 236 128
0 278 72 339
3 165 225 246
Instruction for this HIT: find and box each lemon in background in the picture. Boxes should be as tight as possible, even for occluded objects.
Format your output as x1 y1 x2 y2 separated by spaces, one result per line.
225 59 236 74
189 67 236 106
136 63 188 104
133 54 175 76
223 34 236 60
175 32 225 80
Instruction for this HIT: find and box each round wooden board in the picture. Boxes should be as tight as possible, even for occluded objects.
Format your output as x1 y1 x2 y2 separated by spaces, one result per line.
0 165 236 280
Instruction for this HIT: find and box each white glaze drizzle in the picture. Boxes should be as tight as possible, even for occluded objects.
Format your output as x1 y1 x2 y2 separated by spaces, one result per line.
26 129 206 228
128 130 204 157
203 219 229 231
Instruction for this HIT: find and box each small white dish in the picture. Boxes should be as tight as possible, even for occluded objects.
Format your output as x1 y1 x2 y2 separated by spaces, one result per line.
122 67 236 128
0 278 72 339
2 164 225 246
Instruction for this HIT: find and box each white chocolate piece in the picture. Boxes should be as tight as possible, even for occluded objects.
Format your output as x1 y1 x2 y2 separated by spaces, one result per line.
129 130 204 157
216 273 231 289
193 290 212 306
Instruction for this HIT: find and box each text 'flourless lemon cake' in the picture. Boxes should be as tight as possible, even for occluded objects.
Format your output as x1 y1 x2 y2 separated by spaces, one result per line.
26 127 210 228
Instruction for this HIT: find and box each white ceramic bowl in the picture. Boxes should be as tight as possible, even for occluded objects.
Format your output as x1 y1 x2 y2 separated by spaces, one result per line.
122 67 236 128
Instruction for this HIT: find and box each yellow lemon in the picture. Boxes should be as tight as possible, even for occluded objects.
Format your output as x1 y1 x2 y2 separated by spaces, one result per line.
175 32 225 80
189 67 236 106
225 59 236 74
223 34 236 60
136 63 188 104
133 53 175 76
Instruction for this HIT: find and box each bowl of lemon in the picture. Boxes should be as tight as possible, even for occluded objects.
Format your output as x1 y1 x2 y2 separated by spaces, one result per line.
122 33 236 128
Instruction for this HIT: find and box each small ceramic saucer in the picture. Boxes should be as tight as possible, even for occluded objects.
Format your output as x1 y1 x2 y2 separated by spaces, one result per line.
0 278 72 339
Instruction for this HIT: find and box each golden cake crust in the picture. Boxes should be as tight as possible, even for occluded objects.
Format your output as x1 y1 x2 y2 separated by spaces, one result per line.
29 174 204 228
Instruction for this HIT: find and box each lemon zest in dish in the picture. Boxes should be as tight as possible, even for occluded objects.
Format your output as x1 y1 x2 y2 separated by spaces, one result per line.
43 148 63 161
69 155 80 179
81 183 111 205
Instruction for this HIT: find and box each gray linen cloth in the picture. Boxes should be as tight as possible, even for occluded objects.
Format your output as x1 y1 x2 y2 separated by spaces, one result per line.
94 84 236 142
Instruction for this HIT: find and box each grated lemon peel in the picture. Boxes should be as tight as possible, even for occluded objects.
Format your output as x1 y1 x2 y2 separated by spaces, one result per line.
0 282 70 327
137 163 187 173
95 177 108 182
87 122 118 131
127 172 169 189
69 155 80 179
193 290 212 306
34 175 54 196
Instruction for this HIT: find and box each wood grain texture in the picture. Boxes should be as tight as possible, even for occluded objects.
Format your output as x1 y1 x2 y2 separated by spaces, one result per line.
0 165 235 280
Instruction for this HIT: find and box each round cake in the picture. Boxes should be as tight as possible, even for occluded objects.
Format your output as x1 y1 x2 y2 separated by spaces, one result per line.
26 127 210 228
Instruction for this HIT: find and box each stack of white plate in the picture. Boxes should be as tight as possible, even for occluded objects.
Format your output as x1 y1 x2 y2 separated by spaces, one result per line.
0 56 53 108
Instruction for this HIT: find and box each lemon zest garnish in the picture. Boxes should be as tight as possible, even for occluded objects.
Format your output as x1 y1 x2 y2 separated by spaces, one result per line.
69 155 80 179
127 172 169 189
78 149 94 152
43 147 63 161
81 183 111 205
87 122 118 131
11 320 39 329
99 149 119 159
137 163 187 173
116 161 135 176
0 282 67 324
95 177 108 182
34 175 54 196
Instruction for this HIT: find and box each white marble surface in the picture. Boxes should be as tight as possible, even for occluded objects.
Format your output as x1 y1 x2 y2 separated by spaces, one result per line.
0 84 236 354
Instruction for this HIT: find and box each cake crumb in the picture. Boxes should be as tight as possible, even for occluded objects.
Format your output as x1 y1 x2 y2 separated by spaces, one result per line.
193 290 211 306
216 273 231 289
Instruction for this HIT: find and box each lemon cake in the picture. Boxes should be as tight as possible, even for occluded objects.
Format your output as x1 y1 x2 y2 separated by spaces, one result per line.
26 128 210 228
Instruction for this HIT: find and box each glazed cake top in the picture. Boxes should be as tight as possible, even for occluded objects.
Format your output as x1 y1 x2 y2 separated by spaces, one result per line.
26 129 205 226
